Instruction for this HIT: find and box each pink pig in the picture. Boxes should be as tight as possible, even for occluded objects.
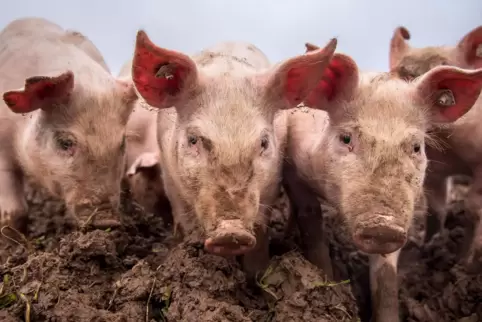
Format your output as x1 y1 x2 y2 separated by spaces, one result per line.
284 41 482 321
0 17 137 229
130 30 337 276
389 25 482 266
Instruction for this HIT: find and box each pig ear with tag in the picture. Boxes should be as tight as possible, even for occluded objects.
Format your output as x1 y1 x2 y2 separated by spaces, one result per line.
300 44 359 116
263 38 337 109
415 65 482 123
3 71 74 114
389 26 411 71
131 30 199 109
456 26 482 69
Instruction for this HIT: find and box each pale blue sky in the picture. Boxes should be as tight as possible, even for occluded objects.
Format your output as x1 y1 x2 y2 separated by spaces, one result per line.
1 0 481 75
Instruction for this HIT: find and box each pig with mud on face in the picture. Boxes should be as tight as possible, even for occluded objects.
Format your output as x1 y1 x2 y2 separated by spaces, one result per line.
0 17 137 230
130 30 338 276
283 42 482 322
389 25 482 267
117 58 171 223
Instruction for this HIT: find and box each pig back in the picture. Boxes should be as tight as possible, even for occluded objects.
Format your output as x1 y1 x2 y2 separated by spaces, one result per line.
61 30 110 73
191 41 271 74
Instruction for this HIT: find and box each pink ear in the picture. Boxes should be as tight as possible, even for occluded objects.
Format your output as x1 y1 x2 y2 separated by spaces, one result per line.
131 30 198 109
457 26 482 69
3 71 74 114
389 26 411 71
415 66 482 123
115 77 138 104
303 53 359 110
264 38 337 108
304 42 319 53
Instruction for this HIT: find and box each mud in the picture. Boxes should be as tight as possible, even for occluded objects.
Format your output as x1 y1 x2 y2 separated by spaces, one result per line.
0 177 480 321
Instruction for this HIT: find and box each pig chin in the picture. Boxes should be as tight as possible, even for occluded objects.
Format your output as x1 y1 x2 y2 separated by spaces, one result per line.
349 211 408 255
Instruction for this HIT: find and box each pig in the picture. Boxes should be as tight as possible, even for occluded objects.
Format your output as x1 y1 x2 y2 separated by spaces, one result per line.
118 58 170 220
129 29 338 276
0 17 137 229
283 42 482 322
389 25 482 266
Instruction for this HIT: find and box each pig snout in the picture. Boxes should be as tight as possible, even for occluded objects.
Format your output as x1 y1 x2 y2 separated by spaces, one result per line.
204 219 256 256
68 193 122 229
352 216 407 255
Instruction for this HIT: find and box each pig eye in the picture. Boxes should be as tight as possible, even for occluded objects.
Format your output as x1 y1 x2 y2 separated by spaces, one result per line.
339 134 351 145
188 135 198 146
57 138 75 151
413 143 421 153
260 136 269 150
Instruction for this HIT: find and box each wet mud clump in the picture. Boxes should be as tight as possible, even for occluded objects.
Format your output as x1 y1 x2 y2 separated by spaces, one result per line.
0 178 480 321
0 183 357 321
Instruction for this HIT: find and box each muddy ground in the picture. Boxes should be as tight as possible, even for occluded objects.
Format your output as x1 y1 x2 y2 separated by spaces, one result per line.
0 178 480 322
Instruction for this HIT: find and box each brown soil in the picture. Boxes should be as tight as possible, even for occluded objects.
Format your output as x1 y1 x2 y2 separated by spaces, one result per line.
0 178 480 322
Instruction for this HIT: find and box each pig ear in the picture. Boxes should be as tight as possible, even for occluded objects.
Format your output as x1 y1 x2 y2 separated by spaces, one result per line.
389 26 411 70
304 42 320 53
3 71 74 114
415 66 482 123
116 77 138 104
263 38 337 109
132 30 199 109
303 53 359 113
456 26 482 68
126 152 160 178
115 77 138 123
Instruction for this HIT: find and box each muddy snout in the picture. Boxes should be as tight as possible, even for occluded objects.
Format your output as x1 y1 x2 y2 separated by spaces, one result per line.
204 220 256 256
70 201 121 230
352 215 407 254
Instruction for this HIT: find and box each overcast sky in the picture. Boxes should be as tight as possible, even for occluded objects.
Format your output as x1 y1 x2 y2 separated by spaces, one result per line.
1 1 481 75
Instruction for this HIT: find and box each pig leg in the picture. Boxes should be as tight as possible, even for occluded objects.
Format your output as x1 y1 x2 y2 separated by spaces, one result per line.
460 168 482 265
282 162 334 280
369 249 401 322
0 167 27 225
241 224 270 280
424 176 448 243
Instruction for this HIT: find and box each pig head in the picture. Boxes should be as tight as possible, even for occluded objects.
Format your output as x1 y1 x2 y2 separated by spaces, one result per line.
389 25 482 79
130 29 337 257
0 18 138 228
297 44 482 255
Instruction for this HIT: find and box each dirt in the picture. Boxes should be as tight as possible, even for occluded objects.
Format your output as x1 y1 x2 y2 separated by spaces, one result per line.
0 177 480 322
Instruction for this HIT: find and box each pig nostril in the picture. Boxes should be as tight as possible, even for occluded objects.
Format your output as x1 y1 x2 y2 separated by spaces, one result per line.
353 225 407 255
204 220 256 256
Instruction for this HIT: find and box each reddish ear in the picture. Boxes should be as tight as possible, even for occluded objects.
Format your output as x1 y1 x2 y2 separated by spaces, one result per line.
303 53 359 112
264 38 337 109
415 66 482 123
131 30 199 109
389 26 411 71
457 26 482 68
3 71 74 114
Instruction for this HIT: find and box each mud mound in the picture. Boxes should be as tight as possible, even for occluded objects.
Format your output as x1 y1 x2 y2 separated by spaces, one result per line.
398 196 482 322
0 183 358 321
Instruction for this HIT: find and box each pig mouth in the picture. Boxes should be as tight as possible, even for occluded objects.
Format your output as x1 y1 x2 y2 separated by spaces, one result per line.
352 224 407 255
204 220 256 256
70 203 122 230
